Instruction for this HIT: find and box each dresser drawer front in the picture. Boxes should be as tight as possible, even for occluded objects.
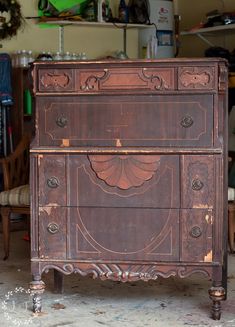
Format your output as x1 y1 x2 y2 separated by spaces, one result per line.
38 94 213 147
39 207 67 259
181 155 214 209
68 154 180 208
68 208 179 261
181 209 213 263
178 66 216 90
38 154 180 208
38 69 75 92
78 67 175 92
38 155 66 206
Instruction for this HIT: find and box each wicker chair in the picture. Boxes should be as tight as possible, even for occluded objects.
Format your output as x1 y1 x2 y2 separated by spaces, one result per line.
0 134 30 260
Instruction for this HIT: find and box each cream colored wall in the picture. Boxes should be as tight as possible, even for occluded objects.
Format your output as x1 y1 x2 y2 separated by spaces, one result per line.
179 0 235 57
1 0 138 59
3 1 234 59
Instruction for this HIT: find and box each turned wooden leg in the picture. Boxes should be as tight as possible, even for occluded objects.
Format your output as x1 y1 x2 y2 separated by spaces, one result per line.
1 207 11 260
30 278 45 313
208 286 226 320
54 269 64 294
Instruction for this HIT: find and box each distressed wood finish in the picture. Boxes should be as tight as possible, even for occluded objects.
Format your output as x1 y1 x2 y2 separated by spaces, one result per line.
36 94 213 147
30 59 228 320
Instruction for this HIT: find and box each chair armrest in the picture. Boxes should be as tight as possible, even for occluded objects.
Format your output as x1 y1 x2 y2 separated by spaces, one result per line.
0 134 31 191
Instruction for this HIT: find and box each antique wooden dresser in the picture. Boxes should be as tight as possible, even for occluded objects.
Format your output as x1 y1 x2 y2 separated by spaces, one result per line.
30 58 228 320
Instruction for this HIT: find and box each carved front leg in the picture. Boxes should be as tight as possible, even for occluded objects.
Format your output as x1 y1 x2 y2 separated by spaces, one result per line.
208 286 226 320
30 279 45 313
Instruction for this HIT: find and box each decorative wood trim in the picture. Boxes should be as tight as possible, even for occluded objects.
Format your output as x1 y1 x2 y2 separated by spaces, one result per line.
79 68 174 92
141 68 171 90
80 69 109 91
30 148 223 154
218 64 228 91
38 262 212 282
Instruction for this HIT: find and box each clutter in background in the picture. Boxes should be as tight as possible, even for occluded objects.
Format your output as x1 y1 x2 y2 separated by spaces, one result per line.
38 0 150 25
11 50 88 67
185 9 235 32
204 9 235 28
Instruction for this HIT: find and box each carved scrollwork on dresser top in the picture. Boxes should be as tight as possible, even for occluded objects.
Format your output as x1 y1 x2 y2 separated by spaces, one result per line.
80 69 109 91
141 68 171 90
79 67 174 92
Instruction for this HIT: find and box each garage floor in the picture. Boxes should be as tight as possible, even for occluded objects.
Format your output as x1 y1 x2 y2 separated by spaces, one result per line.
0 231 235 327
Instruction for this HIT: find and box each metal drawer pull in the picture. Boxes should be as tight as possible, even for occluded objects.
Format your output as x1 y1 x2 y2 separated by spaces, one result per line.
56 116 68 128
180 115 194 128
190 226 202 238
47 177 59 188
47 222 59 234
192 179 204 191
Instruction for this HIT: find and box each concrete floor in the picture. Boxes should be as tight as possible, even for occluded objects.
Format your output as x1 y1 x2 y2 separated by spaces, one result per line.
0 231 235 327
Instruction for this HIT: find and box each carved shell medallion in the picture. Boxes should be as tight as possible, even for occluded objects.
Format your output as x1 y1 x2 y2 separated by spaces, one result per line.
88 155 160 190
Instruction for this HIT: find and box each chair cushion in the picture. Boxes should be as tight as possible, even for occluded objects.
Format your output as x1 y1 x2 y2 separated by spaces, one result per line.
0 184 30 206
228 187 235 201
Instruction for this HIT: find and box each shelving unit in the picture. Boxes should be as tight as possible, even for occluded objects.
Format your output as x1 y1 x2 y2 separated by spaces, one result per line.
180 23 235 46
181 23 235 113
38 19 152 55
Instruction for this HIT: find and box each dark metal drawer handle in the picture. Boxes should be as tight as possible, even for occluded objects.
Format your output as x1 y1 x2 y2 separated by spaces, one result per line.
190 226 202 238
47 177 59 188
47 222 59 234
192 179 204 191
181 115 194 128
56 116 68 128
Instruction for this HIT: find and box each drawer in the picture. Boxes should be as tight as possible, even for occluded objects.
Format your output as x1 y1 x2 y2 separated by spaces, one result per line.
38 94 213 147
178 66 216 90
181 155 214 209
38 69 75 92
39 206 67 259
68 207 180 261
181 209 213 263
78 67 175 92
69 154 180 208
38 154 180 208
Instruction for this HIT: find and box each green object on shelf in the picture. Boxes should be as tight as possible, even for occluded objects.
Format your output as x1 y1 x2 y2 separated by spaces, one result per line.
38 0 88 28
50 0 83 12
23 89 32 115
